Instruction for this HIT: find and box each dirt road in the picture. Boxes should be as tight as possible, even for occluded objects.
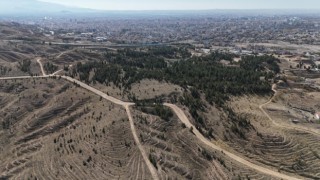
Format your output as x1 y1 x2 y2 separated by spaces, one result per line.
60 76 160 179
0 61 304 180
125 105 159 180
0 58 159 180
60 76 134 107
0 75 48 80
56 50 74 59
36 58 46 76
164 103 301 180
52 69 63 75
259 84 320 136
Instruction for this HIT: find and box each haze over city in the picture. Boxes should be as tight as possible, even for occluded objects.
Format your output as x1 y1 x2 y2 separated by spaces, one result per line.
40 0 320 10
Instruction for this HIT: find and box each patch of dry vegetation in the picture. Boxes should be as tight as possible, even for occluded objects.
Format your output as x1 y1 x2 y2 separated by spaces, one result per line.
0 78 152 179
227 95 320 179
131 106 273 179
130 79 183 100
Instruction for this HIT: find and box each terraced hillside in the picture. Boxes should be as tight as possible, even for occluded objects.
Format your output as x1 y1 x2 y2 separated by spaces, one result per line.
0 77 288 180
1 23 320 180
228 95 320 179
0 78 153 179
130 105 276 179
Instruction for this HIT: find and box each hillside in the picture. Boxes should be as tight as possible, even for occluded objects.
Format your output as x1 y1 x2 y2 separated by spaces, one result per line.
0 78 153 179
1 24 320 179
0 77 279 179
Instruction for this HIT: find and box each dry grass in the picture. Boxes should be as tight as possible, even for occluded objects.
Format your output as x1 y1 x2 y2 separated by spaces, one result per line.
130 106 274 179
227 94 320 179
0 78 152 179
130 79 183 100
1 23 320 179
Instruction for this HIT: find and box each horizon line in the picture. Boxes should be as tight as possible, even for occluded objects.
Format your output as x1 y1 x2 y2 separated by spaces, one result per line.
37 0 320 11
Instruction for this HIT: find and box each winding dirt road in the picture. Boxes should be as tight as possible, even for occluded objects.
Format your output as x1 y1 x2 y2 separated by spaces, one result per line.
60 76 134 107
259 84 320 136
59 76 159 180
164 103 300 180
0 59 307 180
9 59 160 180
36 58 46 76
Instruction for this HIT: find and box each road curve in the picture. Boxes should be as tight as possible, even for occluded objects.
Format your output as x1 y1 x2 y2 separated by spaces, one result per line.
164 103 301 180
25 59 159 179
0 71 303 179
60 76 134 107
60 76 159 179
36 58 46 76
259 84 320 136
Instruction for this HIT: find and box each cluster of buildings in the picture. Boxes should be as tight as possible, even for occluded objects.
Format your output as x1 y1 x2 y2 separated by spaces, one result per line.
25 14 320 47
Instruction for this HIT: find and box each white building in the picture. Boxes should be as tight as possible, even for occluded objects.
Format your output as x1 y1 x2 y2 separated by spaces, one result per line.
315 112 320 120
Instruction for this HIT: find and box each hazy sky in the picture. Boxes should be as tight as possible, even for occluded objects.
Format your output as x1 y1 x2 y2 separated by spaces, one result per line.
40 0 320 10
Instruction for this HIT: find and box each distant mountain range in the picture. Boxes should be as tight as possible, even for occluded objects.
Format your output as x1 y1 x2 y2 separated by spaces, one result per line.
0 0 96 15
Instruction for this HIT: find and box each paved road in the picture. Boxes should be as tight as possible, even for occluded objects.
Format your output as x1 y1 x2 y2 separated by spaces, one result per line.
47 42 169 48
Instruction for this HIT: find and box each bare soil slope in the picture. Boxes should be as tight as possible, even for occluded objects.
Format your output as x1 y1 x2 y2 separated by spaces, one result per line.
0 78 153 180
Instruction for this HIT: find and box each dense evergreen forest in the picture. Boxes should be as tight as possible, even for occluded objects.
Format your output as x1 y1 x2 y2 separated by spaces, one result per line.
72 46 280 138
73 46 277 105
